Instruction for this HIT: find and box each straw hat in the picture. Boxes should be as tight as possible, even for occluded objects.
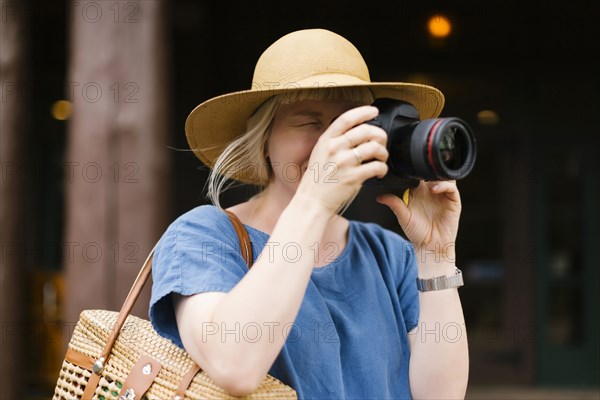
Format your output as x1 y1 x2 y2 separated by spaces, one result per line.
185 28 445 185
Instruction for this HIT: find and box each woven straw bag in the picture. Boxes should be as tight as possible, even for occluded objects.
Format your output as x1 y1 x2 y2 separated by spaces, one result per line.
53 211 298 399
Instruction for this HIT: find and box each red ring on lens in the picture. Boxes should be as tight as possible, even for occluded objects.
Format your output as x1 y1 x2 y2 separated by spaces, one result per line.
427 119 444 177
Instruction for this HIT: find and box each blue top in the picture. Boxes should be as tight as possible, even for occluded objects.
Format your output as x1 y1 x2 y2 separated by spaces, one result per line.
149 205 419 400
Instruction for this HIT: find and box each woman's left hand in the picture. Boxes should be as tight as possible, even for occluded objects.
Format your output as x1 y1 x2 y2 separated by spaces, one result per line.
376 180 461 262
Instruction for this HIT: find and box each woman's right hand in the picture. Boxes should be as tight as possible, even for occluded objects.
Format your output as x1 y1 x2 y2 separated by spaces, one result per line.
296 105 389 215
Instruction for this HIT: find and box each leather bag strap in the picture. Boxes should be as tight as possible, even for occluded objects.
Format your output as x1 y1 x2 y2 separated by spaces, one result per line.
83 210 253 398
224 210 253 266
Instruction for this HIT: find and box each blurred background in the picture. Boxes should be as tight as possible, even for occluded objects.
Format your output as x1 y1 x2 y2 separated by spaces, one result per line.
1 0 598 399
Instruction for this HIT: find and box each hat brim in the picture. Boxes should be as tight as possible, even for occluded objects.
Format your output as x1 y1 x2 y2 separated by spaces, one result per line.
185 74 445 185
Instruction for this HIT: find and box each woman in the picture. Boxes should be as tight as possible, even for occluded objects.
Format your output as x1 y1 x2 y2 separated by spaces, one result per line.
150 29 469 399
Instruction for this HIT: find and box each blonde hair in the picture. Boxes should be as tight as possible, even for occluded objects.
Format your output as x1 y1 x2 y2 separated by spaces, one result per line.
207 87 375 214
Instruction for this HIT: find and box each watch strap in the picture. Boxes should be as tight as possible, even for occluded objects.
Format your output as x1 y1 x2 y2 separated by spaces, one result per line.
416 268 463 292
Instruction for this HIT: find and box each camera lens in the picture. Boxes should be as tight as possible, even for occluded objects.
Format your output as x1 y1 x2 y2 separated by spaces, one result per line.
439 128 458 167
426 118 476 180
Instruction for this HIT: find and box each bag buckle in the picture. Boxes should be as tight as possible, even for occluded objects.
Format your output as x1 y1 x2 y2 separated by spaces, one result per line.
92 357 105 375
119 388 136 400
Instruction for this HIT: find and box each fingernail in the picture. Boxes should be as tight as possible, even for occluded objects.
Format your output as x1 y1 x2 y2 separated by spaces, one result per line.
432 185 439 191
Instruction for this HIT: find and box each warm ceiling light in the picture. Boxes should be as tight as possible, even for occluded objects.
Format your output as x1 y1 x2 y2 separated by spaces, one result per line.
428 15 452 38
477 110 500 125
51 100 72 121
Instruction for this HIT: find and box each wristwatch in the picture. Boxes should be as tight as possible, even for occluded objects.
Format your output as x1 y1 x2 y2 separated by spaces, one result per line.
416 268 464 292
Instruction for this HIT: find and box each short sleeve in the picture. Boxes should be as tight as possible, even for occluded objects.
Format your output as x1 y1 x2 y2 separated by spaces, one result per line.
397 241 419 333
149 206 250 348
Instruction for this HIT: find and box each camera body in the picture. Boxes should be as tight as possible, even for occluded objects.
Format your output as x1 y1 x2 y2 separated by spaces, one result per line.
364 98 477 188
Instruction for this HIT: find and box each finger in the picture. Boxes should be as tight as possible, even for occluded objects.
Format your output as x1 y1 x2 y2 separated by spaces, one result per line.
427 180 456 192
352 160 389 181
428 180 460 202
376 193 411 227
324 105 379 139
350 141 388 164
335 123 387 149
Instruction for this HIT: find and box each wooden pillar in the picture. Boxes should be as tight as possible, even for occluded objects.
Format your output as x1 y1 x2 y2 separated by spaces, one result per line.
0 0 27 398
63 0 170 351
